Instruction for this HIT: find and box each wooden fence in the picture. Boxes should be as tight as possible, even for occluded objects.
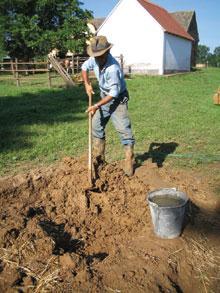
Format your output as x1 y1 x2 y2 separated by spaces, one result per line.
0 58 53 87
68 54 124 74
0 55 124 87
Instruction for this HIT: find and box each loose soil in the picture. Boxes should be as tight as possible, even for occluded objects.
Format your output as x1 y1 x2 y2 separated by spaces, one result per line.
0 156 219 292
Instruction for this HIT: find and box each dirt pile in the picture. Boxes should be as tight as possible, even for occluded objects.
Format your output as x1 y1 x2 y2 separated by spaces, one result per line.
0 157 219 292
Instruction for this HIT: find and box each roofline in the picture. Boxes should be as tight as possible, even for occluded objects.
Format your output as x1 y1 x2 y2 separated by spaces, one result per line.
88 17 105 24
97 0 194 41
169 13 194 41
170 10 195 14
138 0 193 41
97 0 124 33
165 31 193 42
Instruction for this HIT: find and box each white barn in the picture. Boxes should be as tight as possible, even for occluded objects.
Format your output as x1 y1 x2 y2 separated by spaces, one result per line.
97 0 194 75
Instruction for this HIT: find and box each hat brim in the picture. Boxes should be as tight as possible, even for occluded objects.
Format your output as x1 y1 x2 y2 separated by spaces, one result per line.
87 43 113 57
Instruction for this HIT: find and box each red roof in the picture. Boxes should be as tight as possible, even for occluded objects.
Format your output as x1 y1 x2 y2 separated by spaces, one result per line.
137 0 194 41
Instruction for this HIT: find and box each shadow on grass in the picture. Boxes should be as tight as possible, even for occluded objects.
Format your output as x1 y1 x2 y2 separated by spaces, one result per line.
0 84 100 153
135 142 179 168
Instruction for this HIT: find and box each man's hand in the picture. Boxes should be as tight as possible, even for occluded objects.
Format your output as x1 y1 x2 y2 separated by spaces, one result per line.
85 83 95 97
86 104 99 116
85 95 113 116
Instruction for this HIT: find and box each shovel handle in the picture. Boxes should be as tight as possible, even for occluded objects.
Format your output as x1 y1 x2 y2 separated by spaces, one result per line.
88 93 92 185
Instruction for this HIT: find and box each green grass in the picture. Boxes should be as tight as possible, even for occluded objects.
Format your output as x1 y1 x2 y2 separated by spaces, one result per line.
127 68 220 165
0 68 220 175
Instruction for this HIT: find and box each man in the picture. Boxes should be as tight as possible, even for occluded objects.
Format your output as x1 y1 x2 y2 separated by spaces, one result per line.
81 35 135 176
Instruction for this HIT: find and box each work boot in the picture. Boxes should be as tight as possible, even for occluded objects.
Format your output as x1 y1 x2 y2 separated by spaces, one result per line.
93 138 105 178
124 145 134 176
93 137 105 166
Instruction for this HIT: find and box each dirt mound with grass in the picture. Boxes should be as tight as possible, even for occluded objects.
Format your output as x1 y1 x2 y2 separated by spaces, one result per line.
0 157 220 292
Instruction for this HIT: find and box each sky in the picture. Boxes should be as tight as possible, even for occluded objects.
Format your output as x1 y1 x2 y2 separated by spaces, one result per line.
82 0 220 53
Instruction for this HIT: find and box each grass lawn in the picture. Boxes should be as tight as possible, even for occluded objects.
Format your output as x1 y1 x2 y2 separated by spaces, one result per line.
0 68 220 175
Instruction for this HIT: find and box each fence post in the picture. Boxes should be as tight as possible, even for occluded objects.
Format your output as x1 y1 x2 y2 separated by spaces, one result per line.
120 54 124 73
32 61 35 74
47 61 52 88
76 56 79 73
15 58 20 87
10 60 15 77
72 53 75 75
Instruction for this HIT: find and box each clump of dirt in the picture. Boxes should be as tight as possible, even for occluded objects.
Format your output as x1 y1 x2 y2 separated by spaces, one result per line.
0 157 219 292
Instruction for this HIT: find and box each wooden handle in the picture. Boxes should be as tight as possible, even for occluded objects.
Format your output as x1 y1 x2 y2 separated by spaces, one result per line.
88 93 92 185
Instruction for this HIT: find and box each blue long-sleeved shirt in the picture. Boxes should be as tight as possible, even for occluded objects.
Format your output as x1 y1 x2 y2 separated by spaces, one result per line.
81 53 126 98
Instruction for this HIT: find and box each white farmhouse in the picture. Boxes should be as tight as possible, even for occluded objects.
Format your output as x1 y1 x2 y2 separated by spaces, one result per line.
97 0 194 75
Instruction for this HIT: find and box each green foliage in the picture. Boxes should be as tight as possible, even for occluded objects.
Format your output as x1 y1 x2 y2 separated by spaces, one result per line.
0 0 93 60
0 24 7 59
0 68 220 174
197 44 220 67
207 53 217 67
214 46 220 56
197 44 210 63
213 46 220 67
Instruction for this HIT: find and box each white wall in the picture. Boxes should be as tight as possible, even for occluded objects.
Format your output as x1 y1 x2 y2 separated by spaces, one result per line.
98 0 164 74
164 33 192 72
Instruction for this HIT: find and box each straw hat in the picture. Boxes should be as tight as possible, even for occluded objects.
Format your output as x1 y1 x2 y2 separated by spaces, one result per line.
87 36 113 57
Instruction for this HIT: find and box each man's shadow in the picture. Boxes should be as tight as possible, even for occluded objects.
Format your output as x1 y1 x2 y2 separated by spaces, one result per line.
135 142 179 168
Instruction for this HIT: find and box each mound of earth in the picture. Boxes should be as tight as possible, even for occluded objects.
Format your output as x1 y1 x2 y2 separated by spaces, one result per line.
0 157 219 292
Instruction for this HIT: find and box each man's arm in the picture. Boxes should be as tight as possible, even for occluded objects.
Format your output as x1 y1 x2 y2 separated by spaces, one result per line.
86 67 121 115
86 94 113 115
82 69 113 115
82 70 95 96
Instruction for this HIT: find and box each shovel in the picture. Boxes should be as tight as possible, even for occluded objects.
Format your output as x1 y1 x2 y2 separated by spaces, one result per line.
88 92 93 187
84 92 94 209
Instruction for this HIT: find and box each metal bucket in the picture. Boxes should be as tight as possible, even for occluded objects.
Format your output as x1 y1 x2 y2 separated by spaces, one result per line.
147 188 189 239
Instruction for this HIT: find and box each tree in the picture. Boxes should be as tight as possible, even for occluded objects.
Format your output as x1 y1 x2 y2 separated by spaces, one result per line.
0 0 93 60
196 45 210 64
0 25 7 59
207 53 217 67
214 46 220 57
213 46 220 67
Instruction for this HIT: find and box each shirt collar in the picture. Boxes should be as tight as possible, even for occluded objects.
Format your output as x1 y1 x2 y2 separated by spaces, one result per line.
95 53 112 72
